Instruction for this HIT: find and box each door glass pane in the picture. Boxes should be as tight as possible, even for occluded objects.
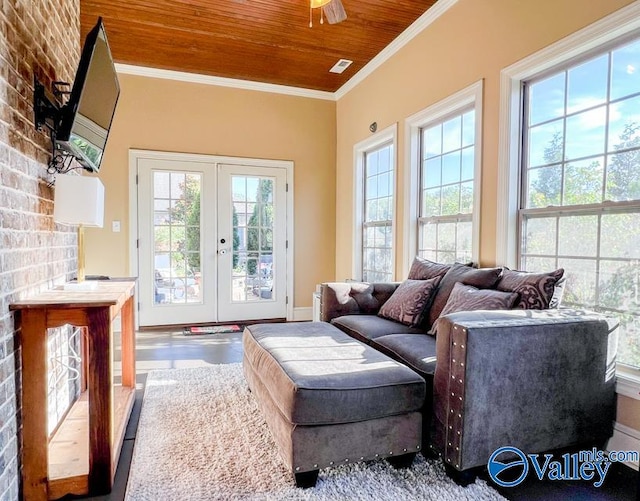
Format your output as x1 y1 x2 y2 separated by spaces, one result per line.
232 176 275 302
153 171 202 305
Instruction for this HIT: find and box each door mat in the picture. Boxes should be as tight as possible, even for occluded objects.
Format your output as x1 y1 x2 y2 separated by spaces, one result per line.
183 324 243 336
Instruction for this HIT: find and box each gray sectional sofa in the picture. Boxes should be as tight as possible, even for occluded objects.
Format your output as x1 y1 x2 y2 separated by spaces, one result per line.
320 261 618 483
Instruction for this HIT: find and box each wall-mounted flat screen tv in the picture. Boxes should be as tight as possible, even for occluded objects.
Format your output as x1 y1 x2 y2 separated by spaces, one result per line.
56 17 119 172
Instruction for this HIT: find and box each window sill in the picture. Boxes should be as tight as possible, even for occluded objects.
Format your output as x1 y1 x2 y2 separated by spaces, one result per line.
616 366 640 401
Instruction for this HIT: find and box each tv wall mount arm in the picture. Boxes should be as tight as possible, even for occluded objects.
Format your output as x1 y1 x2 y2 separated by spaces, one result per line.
33 77 81 175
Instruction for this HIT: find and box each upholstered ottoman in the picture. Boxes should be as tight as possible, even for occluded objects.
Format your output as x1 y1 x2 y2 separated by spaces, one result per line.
242 322 425 488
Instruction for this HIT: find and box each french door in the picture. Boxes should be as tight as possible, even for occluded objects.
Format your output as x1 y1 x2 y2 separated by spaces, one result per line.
135 154 289 327
217 164 287 322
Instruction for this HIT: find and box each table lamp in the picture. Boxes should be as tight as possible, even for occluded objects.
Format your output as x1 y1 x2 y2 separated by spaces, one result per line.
53 174 105 289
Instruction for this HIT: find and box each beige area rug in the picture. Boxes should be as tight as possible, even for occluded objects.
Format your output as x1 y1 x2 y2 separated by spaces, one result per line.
125 364 506 501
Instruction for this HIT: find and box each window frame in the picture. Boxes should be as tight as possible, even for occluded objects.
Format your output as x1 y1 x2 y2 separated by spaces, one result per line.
497 2 640 385
353 123 398 281
404 80 483 276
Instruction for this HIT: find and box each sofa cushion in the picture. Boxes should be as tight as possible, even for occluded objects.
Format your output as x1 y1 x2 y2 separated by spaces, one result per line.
496 268 565 310
427 263 503 327
331 314 424 344
378 277 441 327
407 256 451 280
373 334 438 379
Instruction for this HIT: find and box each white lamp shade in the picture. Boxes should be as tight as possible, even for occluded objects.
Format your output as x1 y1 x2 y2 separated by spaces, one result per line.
53 175 105 227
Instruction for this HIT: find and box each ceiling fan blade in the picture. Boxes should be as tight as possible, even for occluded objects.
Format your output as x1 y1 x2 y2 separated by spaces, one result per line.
323 0 347 24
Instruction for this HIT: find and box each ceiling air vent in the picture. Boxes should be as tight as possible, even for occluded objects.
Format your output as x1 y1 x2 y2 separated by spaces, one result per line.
330 59 353 74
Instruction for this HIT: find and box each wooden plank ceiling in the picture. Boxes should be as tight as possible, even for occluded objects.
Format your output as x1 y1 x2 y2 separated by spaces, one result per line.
80 0 438 93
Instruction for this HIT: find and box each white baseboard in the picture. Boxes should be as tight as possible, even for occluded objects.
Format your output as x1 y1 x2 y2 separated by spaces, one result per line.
292 307 313 322
607 422 640 470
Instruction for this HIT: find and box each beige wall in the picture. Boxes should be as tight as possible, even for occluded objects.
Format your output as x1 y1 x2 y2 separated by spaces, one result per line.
86 74 336 308
335 0 633 281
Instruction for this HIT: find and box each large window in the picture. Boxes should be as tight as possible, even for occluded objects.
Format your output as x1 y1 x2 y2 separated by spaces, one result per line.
405 81 482 273
354 124 397 282
419 109 475 263
520 38 640 369
362 142 394 282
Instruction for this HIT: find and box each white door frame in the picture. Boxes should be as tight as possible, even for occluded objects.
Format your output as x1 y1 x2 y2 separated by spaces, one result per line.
128 149 295 324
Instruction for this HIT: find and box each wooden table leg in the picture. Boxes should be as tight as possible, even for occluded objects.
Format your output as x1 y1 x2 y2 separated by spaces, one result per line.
120 296 136 388
20 310 49 501
87 307 113 495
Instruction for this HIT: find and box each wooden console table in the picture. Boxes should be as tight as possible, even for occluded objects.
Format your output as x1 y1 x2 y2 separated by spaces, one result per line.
10 280 136 500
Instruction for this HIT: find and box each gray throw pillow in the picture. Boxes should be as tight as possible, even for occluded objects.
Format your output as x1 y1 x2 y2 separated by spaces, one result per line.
378 277 441 328
427 263 503 327
496 268 564 309
407 256 451 281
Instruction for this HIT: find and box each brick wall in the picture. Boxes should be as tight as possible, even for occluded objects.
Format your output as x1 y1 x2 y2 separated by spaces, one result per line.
0 1 80 499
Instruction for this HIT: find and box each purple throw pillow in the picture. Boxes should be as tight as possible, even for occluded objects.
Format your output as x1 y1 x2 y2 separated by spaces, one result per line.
378 277 441 328
430 283 519 335
440 282 519 316
407 256 451 281
496 268 565 310
427 263 503 328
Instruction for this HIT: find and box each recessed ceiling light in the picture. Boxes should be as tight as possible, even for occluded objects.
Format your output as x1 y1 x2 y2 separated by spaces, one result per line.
330 59 353 74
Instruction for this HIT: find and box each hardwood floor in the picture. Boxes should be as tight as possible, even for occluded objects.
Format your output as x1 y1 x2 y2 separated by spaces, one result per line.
73 330 637 501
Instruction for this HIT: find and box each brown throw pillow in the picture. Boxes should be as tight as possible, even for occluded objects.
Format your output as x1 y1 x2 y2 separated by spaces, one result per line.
430 282 519 334
496 268 565 310
441 282 519 316
427 263 503 327
407 256 451 281
378 277 441 328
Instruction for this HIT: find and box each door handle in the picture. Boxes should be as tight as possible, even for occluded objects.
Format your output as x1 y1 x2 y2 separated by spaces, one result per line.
219 248 228 255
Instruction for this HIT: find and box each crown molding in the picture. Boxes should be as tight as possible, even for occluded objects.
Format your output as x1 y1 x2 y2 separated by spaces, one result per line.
334 0 459 100
115 63 336 101
115 0 458 102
